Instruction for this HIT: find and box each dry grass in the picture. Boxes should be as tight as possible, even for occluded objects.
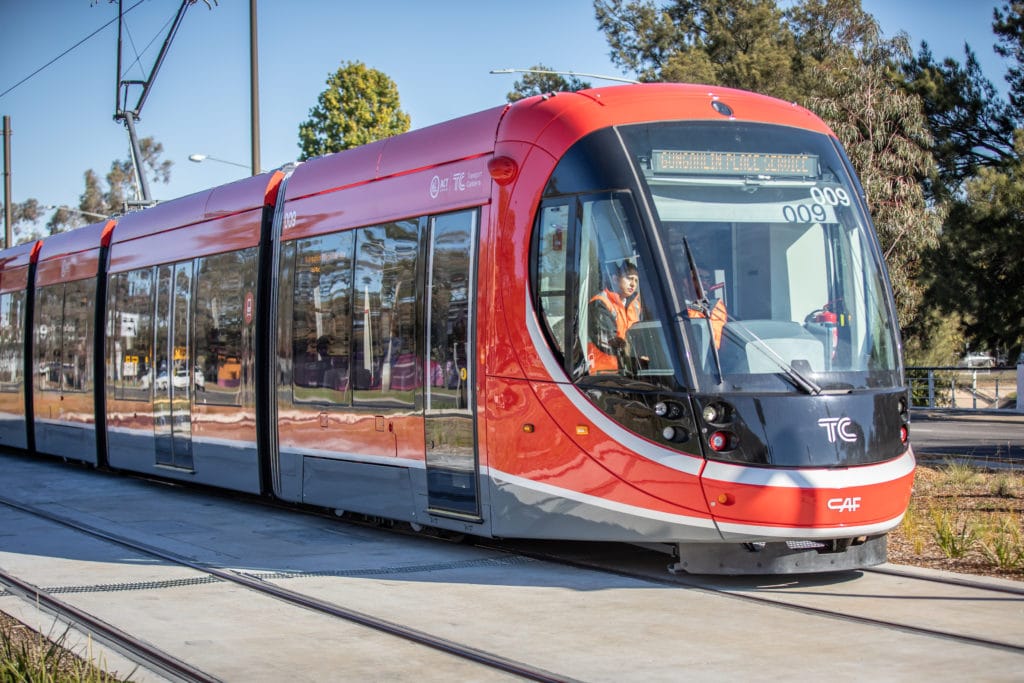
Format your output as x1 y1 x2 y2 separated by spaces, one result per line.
0 613 130 682
890 460 1024 580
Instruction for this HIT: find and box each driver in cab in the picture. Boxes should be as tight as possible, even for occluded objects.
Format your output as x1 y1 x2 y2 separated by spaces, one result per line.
588 261 642 373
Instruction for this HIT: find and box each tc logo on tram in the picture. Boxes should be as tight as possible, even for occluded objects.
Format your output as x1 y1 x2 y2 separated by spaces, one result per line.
817 417 857 443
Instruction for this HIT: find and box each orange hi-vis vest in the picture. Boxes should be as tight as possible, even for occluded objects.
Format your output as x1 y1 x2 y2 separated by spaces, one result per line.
588 288 642 373
688 299 728 349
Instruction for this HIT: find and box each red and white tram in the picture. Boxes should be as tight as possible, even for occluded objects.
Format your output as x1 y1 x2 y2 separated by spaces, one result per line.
0 83 914 573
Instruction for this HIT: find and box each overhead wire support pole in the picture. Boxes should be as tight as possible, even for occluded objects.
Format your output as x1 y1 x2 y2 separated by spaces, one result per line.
122 111 151 203
115 0 194 204
3 115 11 249
249 0 261 177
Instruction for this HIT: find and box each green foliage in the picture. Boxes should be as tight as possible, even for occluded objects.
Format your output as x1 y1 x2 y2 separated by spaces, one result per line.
994 1 1024 116
930 505 978 558
902 308 964 367
9 198 44 245
505 64 592 102
298 61 411 160
594 0 797 96
938 458 981 490
902 3 1024 360
899 500 927 554
925 130 1024 356
978 513 1024 570
990 472 1021 499
901 43 1016 200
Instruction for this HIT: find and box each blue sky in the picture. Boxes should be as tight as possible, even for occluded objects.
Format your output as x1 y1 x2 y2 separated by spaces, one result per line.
0 1 1011 230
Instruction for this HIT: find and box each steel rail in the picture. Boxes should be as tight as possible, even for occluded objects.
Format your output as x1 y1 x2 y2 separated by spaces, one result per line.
481 541 1024 657
0 495 576 683
0 568 217 683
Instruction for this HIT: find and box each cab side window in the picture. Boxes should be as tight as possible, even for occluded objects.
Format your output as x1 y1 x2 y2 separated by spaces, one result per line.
533 193 670 383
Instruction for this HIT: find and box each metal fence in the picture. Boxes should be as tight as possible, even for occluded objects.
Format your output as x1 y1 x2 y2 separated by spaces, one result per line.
906 366 1024 411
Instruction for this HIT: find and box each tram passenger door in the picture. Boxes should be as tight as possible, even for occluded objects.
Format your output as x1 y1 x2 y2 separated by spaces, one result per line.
154 262 194 470
424 212 478 516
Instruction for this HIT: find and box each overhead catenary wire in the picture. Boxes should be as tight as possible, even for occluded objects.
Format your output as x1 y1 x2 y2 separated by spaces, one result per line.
0 0 148 101
120 9 179 91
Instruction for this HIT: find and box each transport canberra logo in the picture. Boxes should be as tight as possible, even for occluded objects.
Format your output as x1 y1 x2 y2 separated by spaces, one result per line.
817 417 857 443
429 170 485 199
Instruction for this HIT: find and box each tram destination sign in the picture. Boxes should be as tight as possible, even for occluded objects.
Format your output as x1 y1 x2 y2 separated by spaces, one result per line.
652 150 818 178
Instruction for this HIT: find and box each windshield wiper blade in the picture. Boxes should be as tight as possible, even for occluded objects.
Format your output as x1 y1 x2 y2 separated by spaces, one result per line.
720 322 824 396
679 237 823 396
681 237 723 385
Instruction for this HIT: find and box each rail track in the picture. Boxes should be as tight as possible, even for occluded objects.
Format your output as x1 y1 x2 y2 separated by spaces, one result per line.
484 539 1024 656
1 454 1022 679
0 494 573 682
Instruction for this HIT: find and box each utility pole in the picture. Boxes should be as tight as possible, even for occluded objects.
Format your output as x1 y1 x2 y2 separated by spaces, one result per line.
2 115 11 249
249 0 261 177
115 0 194 206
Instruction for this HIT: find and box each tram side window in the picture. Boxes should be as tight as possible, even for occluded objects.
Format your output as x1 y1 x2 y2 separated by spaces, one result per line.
353 221 420 409
533 194 670 382
292 231 354 405
428 211 474 411
535 205 570 358
0 291 24 392
194 249 258 406
107 269 155 401
62 279 95 393
33 285 65 392
577 196 663 380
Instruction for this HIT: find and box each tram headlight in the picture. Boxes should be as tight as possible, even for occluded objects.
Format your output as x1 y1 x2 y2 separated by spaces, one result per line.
898 396 910 422
702 402 729 425
662 426 688 442
900 424 909 445
654 401 683 419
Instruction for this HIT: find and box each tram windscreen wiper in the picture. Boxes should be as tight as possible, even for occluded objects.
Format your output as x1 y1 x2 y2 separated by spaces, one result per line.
681 237 723 385
719 322 824 396
680 236 822 396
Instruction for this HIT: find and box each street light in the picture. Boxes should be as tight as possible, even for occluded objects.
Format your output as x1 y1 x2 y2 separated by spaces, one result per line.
41 205 110 222
188 153 251 170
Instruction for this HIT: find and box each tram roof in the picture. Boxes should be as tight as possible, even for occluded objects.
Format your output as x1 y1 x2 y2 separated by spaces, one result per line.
0 239 40 271
110 171 280 245
284 83 834 202
15 83 837 269
496 83 834 159
284 104 509 201
0 239 40 293
35 220 110 262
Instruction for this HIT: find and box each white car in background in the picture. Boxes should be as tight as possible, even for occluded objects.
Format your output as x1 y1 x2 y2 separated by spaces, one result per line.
155 366 205 391
959 353 996 368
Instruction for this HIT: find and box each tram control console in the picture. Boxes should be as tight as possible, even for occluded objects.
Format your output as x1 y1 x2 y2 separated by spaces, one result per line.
0 83 914 575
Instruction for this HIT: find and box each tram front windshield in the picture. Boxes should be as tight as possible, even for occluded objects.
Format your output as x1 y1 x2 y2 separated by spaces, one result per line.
622 122 900 393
